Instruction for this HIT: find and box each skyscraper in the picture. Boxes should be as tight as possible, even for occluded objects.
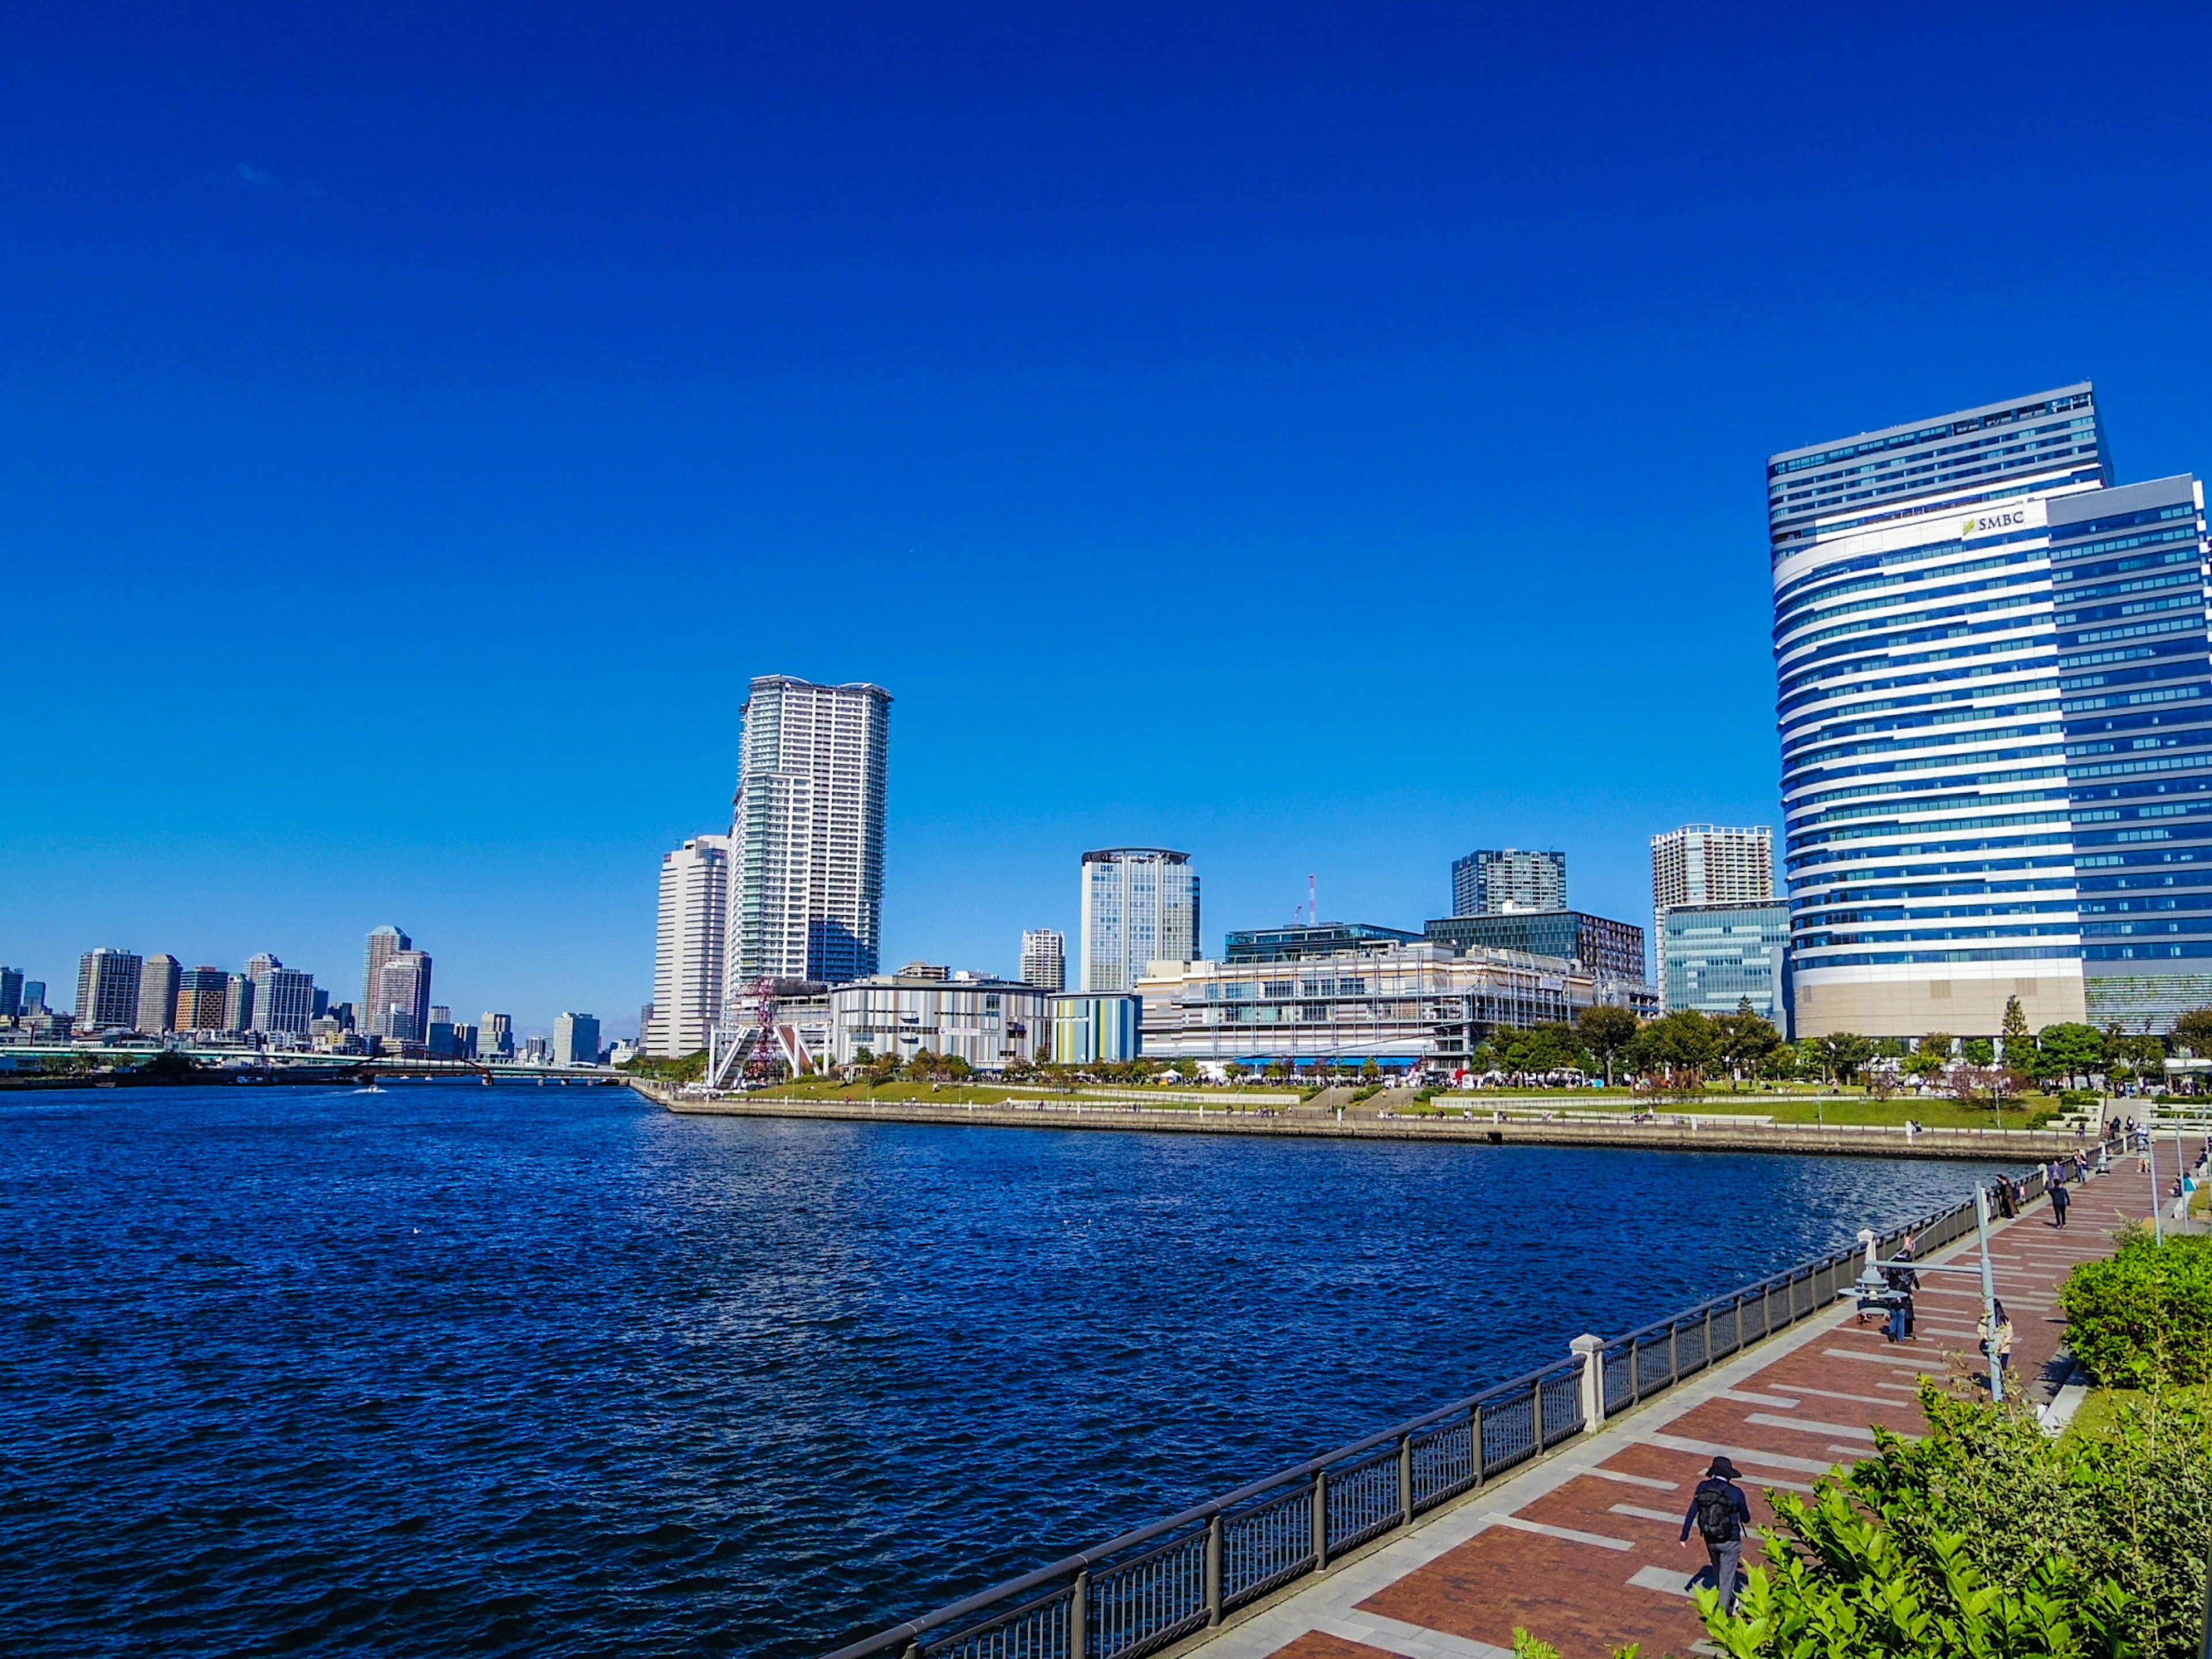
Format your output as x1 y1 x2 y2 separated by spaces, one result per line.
1771 382 2212 1035
0 967 23 1019
175 967 230 1032
362 927 410 1037
1651 825 1774 1002
1081 849 1199 992
1451 849 1567 917
377 950 433 1044
480 1012 514 1059
137 955 180 1034
552 1012 601 1067
75 949 143 1032
652 833 729 1057
222 973 254 1033
728 675 891 987
1020 927 1066 991
252 967 317 1035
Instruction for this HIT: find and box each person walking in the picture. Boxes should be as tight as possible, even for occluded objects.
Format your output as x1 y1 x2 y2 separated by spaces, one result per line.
1882 1246 1919 1342
2050 1176 2071 1229
1680 1456 1753 1615
1977 1299 2015 1392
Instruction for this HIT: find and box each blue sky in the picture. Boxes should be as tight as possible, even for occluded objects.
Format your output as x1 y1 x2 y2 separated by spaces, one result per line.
7 3 2212 1036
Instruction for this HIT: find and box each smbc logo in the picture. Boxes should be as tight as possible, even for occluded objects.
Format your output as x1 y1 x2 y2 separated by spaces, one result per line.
1963 509 2027 536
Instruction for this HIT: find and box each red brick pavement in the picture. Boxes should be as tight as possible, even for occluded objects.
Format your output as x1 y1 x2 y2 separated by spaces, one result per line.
1252 1167 2141 1658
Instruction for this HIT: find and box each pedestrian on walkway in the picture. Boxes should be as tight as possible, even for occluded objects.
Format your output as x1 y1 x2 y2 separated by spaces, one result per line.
1977 1299 2015 1392
2051 1178 2071 1228
1881 1244 1919 1342
1680 1456 1753 1615
1994 1179 2017 1219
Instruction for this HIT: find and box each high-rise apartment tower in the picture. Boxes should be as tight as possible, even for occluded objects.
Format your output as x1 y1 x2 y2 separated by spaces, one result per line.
653 834 729 1058
362 927 410 1038
377 950 433 1044
1021 928 1066 991
1651 825 1774 1001
75 949 143 1032
137 955 181 1035
1771 382 2212 1036
1081 849 1199 992
1451 849 1567 917
728 676 891 987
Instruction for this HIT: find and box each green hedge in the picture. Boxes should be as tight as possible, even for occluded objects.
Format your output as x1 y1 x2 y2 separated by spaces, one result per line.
2061 1229 2212 1387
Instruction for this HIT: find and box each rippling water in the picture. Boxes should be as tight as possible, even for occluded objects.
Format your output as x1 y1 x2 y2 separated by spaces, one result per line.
0 1084 2013 1657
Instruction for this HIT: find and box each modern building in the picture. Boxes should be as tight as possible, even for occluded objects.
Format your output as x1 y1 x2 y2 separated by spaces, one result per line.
174 967 231 1033
1451 849 1567 916
1772 383 2212 1035
1224 921 1422 963
480 1012 514 1059
0 967 22 1020
137 955 180 1035
221 972 254 1034
652 833 729 1058
1135 943 1641 1069
1422 911 1646 984
1652 825 1775 1005
427 1020 476 1059
1660 900 1792 1027
728 675 891 987
827 972 1051 1070
897 961 951 981
1081 848 1200 992
21 980 47 1016
1020 928 1066 991
552 1013 601 1067
252 966 317 1035
1048 993 1141 1066
376 950 434 1044
75 949 143 1033
362 927 411 1039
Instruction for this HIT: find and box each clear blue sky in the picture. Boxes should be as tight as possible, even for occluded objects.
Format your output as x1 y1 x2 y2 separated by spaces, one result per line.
8 3 2212 1036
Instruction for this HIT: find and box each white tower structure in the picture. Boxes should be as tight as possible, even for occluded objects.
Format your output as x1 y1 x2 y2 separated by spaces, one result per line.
1020 928 1066 991
728 676 891 987
653 834 729 1058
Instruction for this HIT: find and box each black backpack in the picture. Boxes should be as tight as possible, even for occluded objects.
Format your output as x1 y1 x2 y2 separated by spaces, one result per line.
1695 1482 1741 1545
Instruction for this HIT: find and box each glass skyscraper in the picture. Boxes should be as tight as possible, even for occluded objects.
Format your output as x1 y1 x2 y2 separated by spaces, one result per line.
1771 382 2212 1036
1080 848 1199 992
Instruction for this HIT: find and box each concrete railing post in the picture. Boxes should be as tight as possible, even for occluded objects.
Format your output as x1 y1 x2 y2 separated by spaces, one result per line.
1571 1334 1606 1433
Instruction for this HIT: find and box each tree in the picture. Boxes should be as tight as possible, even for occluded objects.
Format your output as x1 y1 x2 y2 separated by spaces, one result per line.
1904 1032 1952 1084
1816 1030 1874 1086
1359 1058 1381 1082
2175 1007 2212 1059
1999 994 2031 1064
2036 1022 2107 1091
1950 1061 2026 1124
1963 1036 1995 1066
1713 1000 1781 1087
1639 1009 1719 1086
1574 1005 1640 1086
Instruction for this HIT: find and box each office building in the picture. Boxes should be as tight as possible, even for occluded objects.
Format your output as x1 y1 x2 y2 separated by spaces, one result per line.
827 971 1051 1070
252 967 317 1035
1020 928 1066 991
1136 943 1644 1069
428 1020 476 1059
521 1035 551 1063
552 1013 601 1067
1224 921 1421 963
480 1012 514 1059
1048 993 1141 1066
21 980 47 1015
137 956 180 1035
652 833 729 1058
897 961 950 981
0 967 22 1020
175 967 231 1032
728 675 891 987
1452 849 1566 917
1772 383 2212 1035
362 927 410 1038
75 949 143 1033
1652 825 1775 1005
222 973 254 1033
1081 848 1200 992
244 953 278 983
1422 911 1646 985
376 950 434 1044
429 1004 452 1027
1661 901 1792 1026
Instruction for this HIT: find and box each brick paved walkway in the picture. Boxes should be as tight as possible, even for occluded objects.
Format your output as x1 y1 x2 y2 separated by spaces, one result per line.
1183 1164 2143 1659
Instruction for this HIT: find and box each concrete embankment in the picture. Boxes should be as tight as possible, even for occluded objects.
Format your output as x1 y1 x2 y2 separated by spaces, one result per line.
625 1080 2093 1161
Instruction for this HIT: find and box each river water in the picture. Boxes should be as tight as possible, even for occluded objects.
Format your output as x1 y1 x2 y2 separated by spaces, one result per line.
0 1083 2012 1657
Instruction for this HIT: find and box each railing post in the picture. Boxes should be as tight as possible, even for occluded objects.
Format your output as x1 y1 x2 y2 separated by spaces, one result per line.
1702 1305 1713 1366
1668 1322 1679 1387
1531 1373 1546 1450
1628 1335 1642 1404
1470 1402 1486 1486
1069 1569 1087 1657
1734 1293 1745 1353
1205 1512 1224 1626
1311 1469 1330 1569
1397 1432 1414 1524
1571 1334 1605 1433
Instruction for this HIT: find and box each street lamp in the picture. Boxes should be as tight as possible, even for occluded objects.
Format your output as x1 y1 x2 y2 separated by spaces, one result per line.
1854 1185 2008 1402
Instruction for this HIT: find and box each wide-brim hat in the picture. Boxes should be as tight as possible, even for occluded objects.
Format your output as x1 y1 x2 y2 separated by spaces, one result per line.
1709 1456 1742 1479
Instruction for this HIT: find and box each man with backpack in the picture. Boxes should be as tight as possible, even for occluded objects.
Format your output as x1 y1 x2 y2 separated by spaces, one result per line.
1679 1455 1753 1614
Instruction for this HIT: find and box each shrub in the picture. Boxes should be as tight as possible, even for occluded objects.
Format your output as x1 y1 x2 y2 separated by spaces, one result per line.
2061 1232 2212 1387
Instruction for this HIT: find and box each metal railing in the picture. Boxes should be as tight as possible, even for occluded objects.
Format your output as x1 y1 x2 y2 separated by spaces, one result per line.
823 1157 2073 1659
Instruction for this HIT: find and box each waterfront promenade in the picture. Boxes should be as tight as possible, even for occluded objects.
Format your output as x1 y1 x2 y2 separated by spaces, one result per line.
630 1079 2097 1162
1179 1169 2133 1659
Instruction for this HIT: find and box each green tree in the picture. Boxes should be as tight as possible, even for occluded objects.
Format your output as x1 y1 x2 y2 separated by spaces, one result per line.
1999 994 2032 1065
2174 1007 2212 1059
1359 1058 1381 1082
1904 1031 1952 1082
1963 1036 1995 1066
2036 1022 2107 1090
1713 999 1781 1087
1574 1005 1639 1085
1641 1009 1719 1085
1816 1029 1874 1085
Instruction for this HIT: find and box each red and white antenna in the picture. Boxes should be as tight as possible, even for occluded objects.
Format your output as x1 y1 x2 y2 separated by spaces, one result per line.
1309 873 1317 926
